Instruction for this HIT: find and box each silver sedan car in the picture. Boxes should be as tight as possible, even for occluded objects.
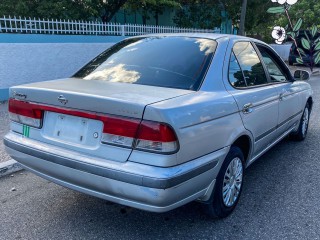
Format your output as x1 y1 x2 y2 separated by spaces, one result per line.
4 34 313 218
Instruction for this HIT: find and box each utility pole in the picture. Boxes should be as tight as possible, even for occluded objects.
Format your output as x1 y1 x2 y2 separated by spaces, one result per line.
239 0 247 36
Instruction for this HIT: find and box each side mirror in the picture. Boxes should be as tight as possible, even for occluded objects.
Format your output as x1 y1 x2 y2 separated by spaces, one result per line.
293 70 310 81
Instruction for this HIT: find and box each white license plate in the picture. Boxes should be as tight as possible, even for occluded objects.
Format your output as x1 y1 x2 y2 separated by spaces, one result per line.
43 112 103 146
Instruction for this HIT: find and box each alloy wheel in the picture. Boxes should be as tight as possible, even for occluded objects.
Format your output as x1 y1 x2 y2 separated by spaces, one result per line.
222 157 243 207
302 107 309 137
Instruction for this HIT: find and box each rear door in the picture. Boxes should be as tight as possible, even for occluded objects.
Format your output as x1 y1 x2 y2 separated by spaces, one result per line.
224 41 279 157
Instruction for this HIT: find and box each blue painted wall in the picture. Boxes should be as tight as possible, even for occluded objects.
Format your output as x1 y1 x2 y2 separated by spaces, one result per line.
0 89 9 101
0 33 126 43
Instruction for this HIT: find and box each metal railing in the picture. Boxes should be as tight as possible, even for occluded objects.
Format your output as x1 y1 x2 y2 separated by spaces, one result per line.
0 16 220 36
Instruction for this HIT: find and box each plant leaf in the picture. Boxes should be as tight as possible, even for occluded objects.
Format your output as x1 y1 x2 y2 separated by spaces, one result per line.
315 41 320 50
312 25 318 37
267 6 285 14
296 58 304 64
293 18 303 32
287 32 296 38
314 52 320 64
298 48 307 56
304 31 310 42
301 38 311 50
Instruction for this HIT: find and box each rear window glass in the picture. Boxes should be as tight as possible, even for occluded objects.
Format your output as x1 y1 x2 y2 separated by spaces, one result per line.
73 37 217 90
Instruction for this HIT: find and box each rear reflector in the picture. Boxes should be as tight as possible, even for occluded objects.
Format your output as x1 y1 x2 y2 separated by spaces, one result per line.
8 98 179 153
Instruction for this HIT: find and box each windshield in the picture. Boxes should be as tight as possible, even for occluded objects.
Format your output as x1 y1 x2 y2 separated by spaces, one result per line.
73 37 217 90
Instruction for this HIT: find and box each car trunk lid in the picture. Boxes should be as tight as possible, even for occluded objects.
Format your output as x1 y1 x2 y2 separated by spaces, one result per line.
10 78 192 118
9 78 191 162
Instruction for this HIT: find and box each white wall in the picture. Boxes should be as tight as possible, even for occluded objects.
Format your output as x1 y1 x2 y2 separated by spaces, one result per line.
269 44 291 61
0 43 114 89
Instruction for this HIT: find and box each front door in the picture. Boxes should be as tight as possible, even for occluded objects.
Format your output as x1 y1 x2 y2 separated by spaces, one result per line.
255 44 302 135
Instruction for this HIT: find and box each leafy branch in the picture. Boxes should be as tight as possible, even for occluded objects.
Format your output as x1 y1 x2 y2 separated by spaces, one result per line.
267 1 320 72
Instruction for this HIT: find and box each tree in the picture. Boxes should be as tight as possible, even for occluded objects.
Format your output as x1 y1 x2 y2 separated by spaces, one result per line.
125 0 180 25
273 0 320 30
0 0 129 22
91 0 129 23
238 0 247 35
173 1 221 29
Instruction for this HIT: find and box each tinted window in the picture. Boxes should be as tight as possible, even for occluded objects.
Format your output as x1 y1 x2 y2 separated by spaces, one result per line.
233 42 268 87
229 52 246 88
257 46 288 83
74 37 217 90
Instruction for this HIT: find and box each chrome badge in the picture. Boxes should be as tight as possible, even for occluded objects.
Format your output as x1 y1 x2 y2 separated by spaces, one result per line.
13 91 27 99
58 95 68 105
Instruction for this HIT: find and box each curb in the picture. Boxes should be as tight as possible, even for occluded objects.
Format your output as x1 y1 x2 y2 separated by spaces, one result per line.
0 160 23 178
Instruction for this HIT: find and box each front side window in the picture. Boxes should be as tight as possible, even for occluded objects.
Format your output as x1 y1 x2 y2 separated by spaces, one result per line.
233 42 268 87
257 45 288 83
74 37 217 90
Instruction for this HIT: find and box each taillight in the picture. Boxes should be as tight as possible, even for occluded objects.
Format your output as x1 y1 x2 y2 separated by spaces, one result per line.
101 117 178 153
135 120 178 153
101 116 140 148
9 99 43 128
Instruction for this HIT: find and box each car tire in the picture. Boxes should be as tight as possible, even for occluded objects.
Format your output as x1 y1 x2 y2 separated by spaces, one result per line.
203 146 245 218
291 102 310 141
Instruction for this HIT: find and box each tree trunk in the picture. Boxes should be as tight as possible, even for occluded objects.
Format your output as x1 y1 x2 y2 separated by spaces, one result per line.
239 0 247 36
142 15 147 25
101 0 128 23
155 11 159 26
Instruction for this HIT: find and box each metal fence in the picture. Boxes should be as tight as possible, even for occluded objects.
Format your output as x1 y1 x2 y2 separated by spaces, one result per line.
0 16 220 36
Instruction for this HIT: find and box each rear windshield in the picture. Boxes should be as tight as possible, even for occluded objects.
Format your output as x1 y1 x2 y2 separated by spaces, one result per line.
73 37 217 90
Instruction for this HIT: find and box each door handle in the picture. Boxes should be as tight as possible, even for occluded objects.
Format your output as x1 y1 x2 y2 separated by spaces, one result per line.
243 103 253 114
279 93 284 101
280 89 294 101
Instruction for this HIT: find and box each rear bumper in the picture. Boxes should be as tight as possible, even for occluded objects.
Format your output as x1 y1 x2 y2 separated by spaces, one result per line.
4 132 228 212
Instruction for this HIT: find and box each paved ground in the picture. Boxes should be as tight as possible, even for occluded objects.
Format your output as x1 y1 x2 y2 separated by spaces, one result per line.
0 71 319 239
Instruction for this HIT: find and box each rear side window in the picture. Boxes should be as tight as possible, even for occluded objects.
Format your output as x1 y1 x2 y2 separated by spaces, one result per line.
231 42 268 87
229 52 246 88
74 37 217 90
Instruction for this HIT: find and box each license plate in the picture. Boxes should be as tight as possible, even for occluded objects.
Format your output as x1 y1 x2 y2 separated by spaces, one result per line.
43 112 103 146
54 114 87 144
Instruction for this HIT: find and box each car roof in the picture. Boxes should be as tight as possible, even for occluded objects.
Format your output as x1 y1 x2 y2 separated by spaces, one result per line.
127 33 266 44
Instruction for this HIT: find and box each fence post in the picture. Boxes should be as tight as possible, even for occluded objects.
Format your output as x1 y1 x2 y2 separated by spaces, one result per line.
121 24 125 36
8 15 13 32
4 15 8 32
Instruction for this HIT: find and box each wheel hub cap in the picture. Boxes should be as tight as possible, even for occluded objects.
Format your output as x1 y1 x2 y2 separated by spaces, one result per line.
302 107 309 136
222 157 243 207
